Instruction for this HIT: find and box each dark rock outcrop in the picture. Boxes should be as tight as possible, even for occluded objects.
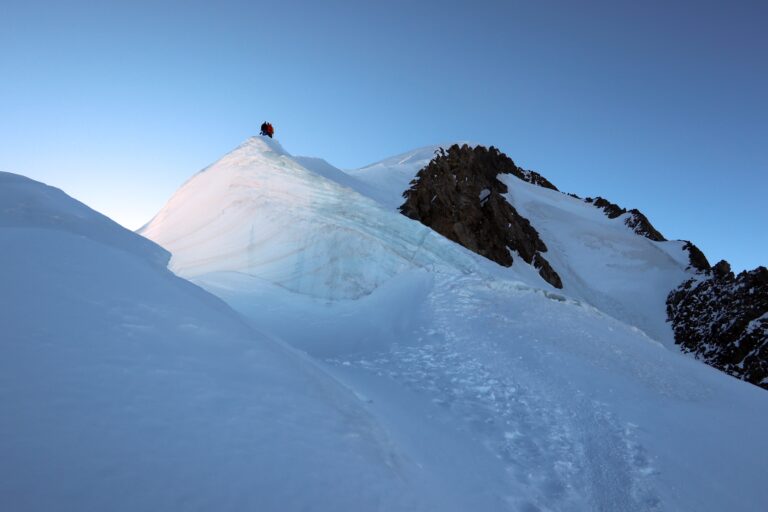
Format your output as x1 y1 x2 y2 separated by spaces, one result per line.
712 259 731 279
586 196 625 219
517 168 559 191
399 144 563 288
667 265 768 389
585 196 666 242
681 241 711 272
625 209 666 241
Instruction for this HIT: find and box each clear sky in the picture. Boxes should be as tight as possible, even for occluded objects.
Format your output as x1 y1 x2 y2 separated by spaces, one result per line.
1 0 766 271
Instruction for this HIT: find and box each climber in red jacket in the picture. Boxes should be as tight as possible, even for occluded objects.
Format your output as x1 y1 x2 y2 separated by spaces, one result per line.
260 122 274 138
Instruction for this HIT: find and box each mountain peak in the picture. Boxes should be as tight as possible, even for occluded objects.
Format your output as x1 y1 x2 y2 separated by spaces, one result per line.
234 135 290 157
139 138 478 299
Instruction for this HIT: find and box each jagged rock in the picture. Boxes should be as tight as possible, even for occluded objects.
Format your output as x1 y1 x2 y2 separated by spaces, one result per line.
625 209 666 242
533 253 563 289
667 266 768 389
399 144 563 288
712 259 732 279
682 241 711 272
518 169 559 191
587 196 626 219
585 197 666 242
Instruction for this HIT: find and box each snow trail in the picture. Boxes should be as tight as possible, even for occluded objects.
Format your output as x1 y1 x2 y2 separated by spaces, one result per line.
329 273 661 511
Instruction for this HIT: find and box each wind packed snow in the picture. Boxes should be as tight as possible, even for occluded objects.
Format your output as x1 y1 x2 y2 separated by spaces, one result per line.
3 136 768 511
0 172 453 511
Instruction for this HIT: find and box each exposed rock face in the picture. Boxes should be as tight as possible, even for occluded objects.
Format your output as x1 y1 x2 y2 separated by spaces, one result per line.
712 259 731 279
399 144 562 288
667 264 768 389
625 209 666 241
587 196 626 219
681 241 711 272
585 196 666 242
517 168 559 191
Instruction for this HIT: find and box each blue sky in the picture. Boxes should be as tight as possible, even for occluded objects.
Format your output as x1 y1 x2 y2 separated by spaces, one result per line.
1 0 765 271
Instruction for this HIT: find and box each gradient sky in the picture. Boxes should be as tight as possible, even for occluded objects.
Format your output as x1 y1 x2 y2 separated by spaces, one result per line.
1 0 766 271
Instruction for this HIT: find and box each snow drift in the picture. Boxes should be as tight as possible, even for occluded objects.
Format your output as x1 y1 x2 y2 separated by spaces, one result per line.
0 171 458 511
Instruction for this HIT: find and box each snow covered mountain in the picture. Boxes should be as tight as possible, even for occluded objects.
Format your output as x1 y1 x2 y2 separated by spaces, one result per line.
139 138 480 301
136 137 768 511
360 142 767 387
352 142 698 346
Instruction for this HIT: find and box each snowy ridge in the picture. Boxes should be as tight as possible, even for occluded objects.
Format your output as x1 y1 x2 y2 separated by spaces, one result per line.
140 137 487 299
0 172 167 267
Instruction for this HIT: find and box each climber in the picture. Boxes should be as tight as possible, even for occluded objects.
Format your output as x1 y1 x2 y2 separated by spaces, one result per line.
260 121 275 138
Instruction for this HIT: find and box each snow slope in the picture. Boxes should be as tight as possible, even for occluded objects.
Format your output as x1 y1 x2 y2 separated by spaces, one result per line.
0 172 471 511
194 259 768 511
499 176 693 344
140 139 768 511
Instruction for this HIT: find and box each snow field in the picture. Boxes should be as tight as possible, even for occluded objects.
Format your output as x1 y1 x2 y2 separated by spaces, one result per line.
0 172 454 511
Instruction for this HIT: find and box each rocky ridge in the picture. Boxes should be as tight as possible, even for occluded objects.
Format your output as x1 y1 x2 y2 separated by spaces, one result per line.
584 196 667 242
667 263 768 389
681 241 712 272
399 144 563 288
396 142 766 390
